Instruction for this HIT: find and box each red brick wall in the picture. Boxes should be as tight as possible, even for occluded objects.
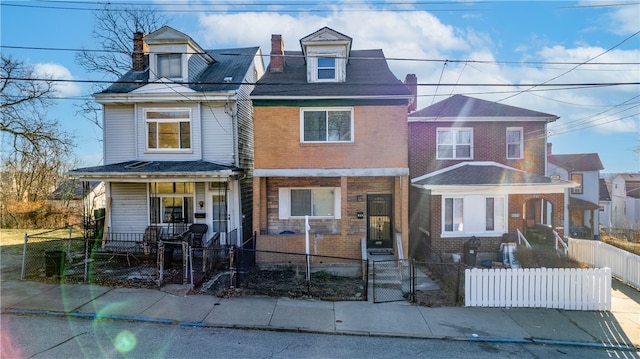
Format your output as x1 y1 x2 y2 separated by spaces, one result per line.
408 120 547 178
254 105 408 169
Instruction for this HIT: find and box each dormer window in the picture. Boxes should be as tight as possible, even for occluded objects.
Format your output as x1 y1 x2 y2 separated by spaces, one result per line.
300 27 352 83
317 57 336 80
157 53 182 79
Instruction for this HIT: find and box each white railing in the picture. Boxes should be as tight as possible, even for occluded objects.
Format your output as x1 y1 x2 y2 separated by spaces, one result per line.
465 267 611 311
516 229 532 248
553 230 568 255
568 238 640 288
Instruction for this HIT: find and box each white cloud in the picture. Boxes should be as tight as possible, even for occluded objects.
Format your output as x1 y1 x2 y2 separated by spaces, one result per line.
32 63 82 98
192 5 638 137
607 3 640 35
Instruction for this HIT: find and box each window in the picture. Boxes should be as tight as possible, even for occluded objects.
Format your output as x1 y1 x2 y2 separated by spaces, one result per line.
291 189 334 216
485 197 505 231
437 128 472 159
279 187 341 219
157 54 182 78
149 182 194 224
506 128 523 159
571 173 583 194
444 198 464 232
443 195 506 235
146 109 191 150
317 57 336 80
301 108 353 143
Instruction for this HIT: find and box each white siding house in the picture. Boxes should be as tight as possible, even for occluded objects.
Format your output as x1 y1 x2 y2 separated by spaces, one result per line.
69 26 265 245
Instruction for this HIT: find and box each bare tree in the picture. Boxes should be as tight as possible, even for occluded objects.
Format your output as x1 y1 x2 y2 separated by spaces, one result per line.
76 3 168 80
0 55 74 221
74 4 167 130
0 56 71 151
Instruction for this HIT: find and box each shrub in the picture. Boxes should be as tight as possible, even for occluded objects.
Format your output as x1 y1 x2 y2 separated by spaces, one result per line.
514 247 586 269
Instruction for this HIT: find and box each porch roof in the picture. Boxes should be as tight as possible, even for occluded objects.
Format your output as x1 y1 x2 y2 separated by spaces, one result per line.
411 161 575 195
569 196 600 210
68 160 242 181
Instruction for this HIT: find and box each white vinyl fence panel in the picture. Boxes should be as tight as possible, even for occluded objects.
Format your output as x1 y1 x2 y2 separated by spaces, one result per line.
465 268 611 311
568 238 640 288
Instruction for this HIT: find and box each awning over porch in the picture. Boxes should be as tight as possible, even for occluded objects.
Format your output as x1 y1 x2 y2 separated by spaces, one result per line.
568 196 600 210
411 161 576 195
68 160 243 181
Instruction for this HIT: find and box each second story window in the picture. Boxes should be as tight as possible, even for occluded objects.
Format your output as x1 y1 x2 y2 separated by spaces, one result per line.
146 109 191 151
437 128 472 159
571 173 583 194
506 127 523 159
157 53 182 79
317 57 336 80
301 108 353 143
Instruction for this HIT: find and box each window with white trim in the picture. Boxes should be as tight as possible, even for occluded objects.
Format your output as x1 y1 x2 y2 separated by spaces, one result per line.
279 187 341 219
317 57 336 80
149 182 194 224
506 127 523 159
301 108 353 143
571 173 583 194
442 195 506 235
146 109 191 150
157 53 182 79
437 128 472 159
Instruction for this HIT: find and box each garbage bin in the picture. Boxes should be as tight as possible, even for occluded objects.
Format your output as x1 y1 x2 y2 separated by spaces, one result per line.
163 246 174 269
44 250 66 277
463 236 481 266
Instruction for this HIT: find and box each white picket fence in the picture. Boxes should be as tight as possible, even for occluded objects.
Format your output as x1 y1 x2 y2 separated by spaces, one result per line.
465 267 611 311
568 237 640 288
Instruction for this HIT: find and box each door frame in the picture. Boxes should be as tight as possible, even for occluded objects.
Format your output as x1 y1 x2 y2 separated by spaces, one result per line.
366 193 393 249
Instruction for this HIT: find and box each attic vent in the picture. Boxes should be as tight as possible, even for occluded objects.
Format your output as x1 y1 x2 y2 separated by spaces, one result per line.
223 76 232 83
126 161 153 169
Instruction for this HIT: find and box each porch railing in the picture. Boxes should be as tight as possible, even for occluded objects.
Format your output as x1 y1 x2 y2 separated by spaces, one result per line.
553 230 568 255
516 229 532 249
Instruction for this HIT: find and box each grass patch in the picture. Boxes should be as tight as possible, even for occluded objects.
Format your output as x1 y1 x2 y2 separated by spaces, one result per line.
601 234 640 256
514 247 586 269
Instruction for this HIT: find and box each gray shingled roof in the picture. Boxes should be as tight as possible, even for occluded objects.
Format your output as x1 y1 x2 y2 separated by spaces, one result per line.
412 163 553 186
409 94 558 120
99 47 260 94
251 49 412 98
69 160 241 178
548 153 604 172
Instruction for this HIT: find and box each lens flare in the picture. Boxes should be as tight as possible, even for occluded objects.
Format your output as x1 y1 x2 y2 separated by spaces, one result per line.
114 330 137 353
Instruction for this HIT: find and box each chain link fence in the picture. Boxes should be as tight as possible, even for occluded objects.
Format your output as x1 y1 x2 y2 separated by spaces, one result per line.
21 226 159 287
371 259 412 303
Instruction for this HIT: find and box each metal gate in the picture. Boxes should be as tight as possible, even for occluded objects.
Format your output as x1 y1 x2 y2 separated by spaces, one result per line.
372 259 414 303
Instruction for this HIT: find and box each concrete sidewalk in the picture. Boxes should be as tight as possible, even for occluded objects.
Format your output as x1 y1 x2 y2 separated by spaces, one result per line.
1 278 638 351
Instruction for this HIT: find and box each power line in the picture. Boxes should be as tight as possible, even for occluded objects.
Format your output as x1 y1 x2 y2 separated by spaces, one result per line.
3 76 639 88
3 45 638 67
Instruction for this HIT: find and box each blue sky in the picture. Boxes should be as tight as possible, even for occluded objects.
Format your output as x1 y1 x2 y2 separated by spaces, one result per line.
2 1 639 173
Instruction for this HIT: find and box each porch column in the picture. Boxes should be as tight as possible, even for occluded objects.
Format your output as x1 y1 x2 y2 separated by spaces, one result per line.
340 176 348 237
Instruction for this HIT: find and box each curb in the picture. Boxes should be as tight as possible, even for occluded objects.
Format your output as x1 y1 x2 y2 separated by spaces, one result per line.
2 309 637 352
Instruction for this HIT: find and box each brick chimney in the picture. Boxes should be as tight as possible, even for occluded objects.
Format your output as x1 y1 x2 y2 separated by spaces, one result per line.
132 32 149 71
404 74 417 113
269 34 285 73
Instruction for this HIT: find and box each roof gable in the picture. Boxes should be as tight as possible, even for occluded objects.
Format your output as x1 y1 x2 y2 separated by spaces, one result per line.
548 153 604 172
409 94 558 122
300 27 352 55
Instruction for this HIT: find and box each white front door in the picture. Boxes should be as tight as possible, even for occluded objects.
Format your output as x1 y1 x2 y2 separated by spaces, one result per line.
209 181 238 245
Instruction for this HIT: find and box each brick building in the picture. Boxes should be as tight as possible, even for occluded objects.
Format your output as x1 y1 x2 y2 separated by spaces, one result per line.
250 27 413 263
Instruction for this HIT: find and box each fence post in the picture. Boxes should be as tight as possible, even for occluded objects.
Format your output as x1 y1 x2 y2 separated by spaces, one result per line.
230 245 236 289
20 233 28 279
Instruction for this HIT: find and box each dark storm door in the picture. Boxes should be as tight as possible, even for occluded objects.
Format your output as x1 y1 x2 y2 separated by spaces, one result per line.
367 194 393 248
